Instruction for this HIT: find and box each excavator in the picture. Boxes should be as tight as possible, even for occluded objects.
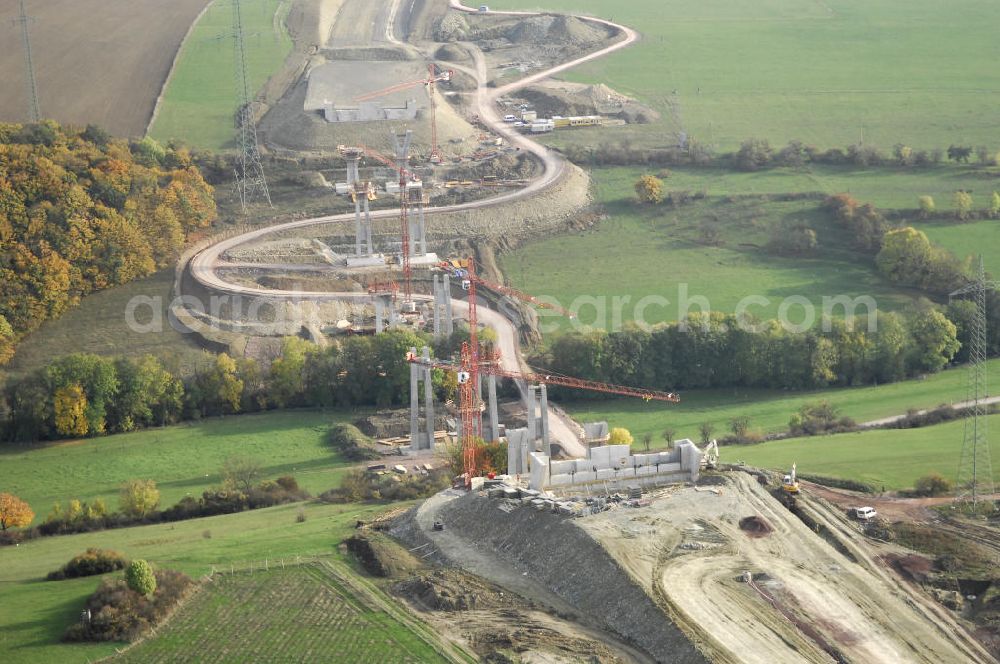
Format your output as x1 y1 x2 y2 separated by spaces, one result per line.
701 439 719 470
782 463 800 494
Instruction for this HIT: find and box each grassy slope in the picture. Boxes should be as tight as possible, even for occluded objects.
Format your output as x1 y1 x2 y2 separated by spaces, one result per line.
733 414 1000 491
4 269 210 381
0 410 358 523
487 0 1000 151
0 500 406 664
563 358 1000 446
149 0 293 150
118 564 454 663
503 167 925 332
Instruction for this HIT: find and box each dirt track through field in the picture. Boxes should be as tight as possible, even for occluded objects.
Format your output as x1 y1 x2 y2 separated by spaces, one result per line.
0 0 212 136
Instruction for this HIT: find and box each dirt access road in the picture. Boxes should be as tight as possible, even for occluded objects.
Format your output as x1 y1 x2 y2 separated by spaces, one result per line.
0 0 212 136
188 0 637 453
581 473 993 663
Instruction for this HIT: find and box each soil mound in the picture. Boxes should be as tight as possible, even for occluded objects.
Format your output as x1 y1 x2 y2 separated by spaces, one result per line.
508 15 607 45
395 569 525 611
345 532 421 578
739 515 774 537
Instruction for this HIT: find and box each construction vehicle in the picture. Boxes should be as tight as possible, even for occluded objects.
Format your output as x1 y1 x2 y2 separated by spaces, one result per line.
701 439 719 469
782 463 800 494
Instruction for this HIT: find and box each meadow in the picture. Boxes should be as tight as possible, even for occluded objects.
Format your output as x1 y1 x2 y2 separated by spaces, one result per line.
0 500 410 664
118 562 463 663
733 414 1000 491
4 270 209 382
149 0 293 150
502 167 921 331
0 409 357 522
563 358 1000 448
487 0 1000 152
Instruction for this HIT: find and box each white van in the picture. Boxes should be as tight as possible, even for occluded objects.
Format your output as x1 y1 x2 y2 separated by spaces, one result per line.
503 114 517 122
852 506 877 520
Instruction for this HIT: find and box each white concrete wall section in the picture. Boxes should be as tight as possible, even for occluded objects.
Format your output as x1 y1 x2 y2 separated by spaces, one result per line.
529 452 549 491
529 443 700 489
550 459 576 475
591 446 610 467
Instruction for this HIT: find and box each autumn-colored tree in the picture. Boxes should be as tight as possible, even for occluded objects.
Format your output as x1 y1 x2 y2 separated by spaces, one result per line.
917 195 935 219
0 121 216 361
53 384 89 437
608 427 634 447
989 191 1000 219
953 190 973 221
0 493 34 530
0 314 14 366
634 174 663 204
119 479 160 519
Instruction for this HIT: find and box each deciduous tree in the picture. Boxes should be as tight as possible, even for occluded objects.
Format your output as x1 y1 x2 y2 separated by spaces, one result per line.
125 559 156 596
119 479 159 519
608 427 634 447
0 493 34 530
633 174 663 204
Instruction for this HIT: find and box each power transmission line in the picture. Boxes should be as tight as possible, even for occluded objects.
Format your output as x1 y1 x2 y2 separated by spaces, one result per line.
13 0 40 122
950 256 997 506
231 0 271 212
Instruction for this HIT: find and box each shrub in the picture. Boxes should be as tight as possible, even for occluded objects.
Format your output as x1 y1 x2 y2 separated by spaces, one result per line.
47 549 127 581
788 401 855 436
914 473 952 497
63 569 193 642
328 423 380 461
796 473 876 494
125 560 156 596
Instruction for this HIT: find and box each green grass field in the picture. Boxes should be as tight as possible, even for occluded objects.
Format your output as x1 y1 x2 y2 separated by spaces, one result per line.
488 0 1000 152
502 166 928 331
118 563 460 663
149 0 293 149
0 409 358 523
4 269 210 382
0 500 409 664
733 414 1000 491
563 358 1000 446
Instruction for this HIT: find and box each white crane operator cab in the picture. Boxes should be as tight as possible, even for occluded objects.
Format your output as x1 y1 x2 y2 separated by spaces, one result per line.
462 279 472 291
457 371 471 384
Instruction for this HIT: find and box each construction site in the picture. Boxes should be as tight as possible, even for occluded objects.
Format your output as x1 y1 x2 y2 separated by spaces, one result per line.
167 1 1000 662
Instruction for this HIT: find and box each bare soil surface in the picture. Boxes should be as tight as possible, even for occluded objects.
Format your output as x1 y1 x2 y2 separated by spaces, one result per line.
0 0 212 136
576 472 992 663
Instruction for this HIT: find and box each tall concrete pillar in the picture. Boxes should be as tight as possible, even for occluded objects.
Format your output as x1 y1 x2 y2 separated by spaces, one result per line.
539 384 550 453
432 274 442 338
409 348 420 448
422 347 434 451
375 298 385 334
487 373 500 442
443 274 454 336
362 192 373 255
526 385 537 446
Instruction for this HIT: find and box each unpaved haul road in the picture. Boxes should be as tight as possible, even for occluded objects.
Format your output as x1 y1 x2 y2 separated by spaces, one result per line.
187 0 638 453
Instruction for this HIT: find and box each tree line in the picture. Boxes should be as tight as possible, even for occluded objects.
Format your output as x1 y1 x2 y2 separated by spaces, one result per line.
1 329 458 443
566 135 999 172
539 308 961 395
0 121 217 365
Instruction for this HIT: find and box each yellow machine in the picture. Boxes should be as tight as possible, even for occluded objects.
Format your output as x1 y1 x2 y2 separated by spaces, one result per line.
782 463 800 494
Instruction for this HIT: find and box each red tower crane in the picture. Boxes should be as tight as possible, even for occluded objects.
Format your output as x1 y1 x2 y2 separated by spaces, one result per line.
408 256 679 488
353 64 453 163
437 260 575 319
